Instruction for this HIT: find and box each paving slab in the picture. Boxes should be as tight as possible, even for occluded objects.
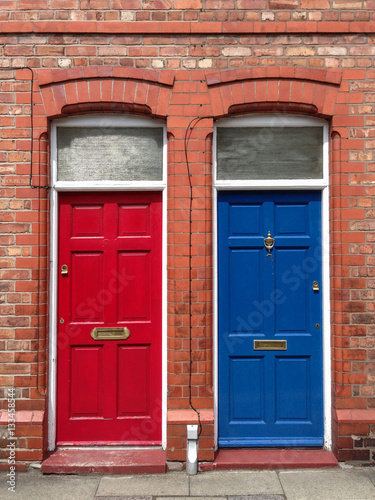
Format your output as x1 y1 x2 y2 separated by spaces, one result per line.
0 468 100 500
96 497 152 500
158 497 226 500
190 471 283 496
96 472 189 497
363 467 375 487
229 496 286 500
279 469 375 500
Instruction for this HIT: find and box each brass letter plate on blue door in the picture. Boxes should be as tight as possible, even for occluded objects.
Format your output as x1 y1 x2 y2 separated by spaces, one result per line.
91 327 130 340
254 340 287 351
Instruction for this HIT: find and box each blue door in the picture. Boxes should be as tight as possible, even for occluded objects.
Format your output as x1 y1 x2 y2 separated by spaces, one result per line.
218 191 323 447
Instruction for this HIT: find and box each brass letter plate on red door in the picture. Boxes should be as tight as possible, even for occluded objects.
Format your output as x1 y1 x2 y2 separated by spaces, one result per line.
254 340 287 351
91 327 130 340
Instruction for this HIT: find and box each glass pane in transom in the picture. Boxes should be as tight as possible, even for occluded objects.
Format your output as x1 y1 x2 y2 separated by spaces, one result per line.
57 127 163 182
217 126 323 181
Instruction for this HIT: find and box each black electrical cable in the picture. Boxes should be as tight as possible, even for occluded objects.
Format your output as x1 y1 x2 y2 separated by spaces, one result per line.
6 67 49 397
24 68 49 398
184 115 212 437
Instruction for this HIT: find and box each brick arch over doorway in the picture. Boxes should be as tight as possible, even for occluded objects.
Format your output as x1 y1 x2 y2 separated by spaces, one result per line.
205 67 342 119
36 66 175 126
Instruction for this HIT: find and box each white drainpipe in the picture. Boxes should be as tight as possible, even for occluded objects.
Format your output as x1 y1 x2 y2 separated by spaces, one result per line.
186 424 198 475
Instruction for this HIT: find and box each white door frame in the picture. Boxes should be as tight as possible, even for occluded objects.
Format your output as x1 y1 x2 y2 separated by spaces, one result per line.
213 114 332 450
48 114 168 451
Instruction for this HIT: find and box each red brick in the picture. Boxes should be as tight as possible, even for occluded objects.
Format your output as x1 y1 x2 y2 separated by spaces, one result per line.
143 0 172 8
285 21 317 33
14 425 43 437
301 0 330 6
19 0 48 6
112 0 140 7
49 0 78 8
338 449 370 461
16 449 43 460
0 1 17 9
175 0 203 7
269 0 298 7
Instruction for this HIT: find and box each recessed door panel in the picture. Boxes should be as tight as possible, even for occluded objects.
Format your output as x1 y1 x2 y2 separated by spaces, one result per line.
218 191 323 447
275 203 308 235
229 204 262 235
118 345 150 416
70 346 103 418
117 252 150 321
230 357 264 421
275 357 310 421
229 249 262 334
71 252 104 322
57 192 162 445
118 204 150 236
275 249 308 333
71 204 104 237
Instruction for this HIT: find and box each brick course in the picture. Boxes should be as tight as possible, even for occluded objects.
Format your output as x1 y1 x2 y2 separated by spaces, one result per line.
1 5 375 467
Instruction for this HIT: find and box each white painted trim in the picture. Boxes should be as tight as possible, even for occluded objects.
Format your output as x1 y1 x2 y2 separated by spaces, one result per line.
161 172 167 450
212 125 219 450
213 115 332 451
47 149 58 451
161 123 168 450
213 186 219 451
48 115 167 451
215 180 327 190
322 123 332 450
54 181 166 191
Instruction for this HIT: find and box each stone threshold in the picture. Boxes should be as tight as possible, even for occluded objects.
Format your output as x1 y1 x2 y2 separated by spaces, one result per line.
41 448 167 474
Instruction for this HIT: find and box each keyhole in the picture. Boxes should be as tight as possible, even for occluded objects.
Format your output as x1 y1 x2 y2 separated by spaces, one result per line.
266 253 274 276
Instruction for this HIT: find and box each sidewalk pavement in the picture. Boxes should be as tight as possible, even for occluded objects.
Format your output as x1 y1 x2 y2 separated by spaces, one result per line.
1 464 375 500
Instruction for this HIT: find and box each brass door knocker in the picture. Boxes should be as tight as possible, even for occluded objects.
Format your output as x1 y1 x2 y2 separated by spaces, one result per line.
264 231 275 252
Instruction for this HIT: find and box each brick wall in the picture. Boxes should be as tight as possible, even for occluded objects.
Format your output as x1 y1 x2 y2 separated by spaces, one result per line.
0 1 374 23
0 5 375 466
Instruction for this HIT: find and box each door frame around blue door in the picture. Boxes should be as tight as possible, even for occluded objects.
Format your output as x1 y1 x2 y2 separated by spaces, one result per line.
213 114 331 451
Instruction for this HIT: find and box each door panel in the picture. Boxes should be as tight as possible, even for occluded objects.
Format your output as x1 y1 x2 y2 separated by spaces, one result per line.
70 346 103 417
275 357 310 421
117 252 150 321
230 357 264 421
117 345 150 416
71 252 104 322
218 191 323 447
229 249 262 334
57 192 162 445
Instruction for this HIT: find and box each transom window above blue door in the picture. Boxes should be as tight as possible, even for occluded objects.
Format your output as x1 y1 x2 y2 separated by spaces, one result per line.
214 115 328 188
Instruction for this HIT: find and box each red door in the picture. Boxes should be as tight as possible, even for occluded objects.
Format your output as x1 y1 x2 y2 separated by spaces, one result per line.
56 192 162 445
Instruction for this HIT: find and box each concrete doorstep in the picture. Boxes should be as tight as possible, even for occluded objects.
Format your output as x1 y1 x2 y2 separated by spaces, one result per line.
0 465 375 500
